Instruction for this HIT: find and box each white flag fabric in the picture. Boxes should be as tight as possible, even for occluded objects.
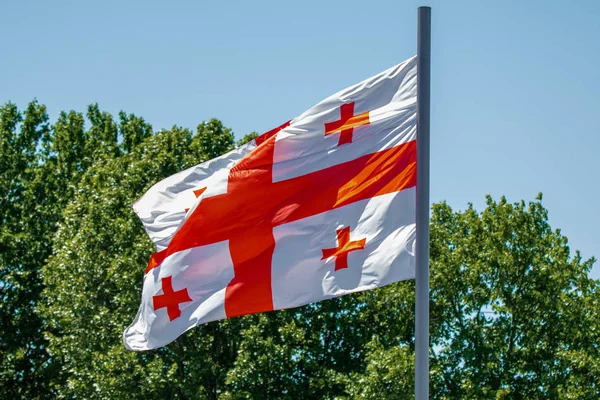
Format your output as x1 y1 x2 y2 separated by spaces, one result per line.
133 138 257 251
125 56 418 350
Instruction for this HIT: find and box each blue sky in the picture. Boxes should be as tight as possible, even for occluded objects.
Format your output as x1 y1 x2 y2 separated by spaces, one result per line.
1 0 598 277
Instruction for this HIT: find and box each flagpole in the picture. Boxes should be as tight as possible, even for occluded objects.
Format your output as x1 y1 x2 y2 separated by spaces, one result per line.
415 6 431 400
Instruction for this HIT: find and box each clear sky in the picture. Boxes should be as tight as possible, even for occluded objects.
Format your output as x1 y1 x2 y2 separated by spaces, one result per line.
1 0 598 277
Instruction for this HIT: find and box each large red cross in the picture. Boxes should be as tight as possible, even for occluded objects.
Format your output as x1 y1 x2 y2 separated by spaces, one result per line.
152 276 193 321
149 114 416 319
321 226 366 271
324 102 370 146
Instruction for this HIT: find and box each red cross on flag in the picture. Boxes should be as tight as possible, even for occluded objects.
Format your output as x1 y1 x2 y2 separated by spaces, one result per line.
124 56 418 351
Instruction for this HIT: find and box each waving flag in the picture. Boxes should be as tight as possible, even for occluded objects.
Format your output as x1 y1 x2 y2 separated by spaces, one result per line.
125 56 418 351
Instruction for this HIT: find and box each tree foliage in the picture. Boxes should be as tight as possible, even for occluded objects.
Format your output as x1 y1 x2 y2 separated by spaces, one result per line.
0 101 53 399
1 100 597 399
427 196 599 398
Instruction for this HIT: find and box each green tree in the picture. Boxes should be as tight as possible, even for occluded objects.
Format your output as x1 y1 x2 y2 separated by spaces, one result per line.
0 101 53 399
3 100 597 399
428 196 599 399
1 101 153 398
236 132 259 147
40 117 239 399
349 196 599 399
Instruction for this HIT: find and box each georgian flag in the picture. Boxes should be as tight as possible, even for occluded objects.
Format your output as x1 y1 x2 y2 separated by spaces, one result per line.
124 56 418 351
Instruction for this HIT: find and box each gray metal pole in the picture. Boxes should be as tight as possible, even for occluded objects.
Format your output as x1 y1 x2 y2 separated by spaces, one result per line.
415 6 431 400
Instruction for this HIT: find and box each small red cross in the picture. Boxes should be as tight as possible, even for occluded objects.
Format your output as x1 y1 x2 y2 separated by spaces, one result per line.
152 276 193 321
324 102 370 146
184 186 207 213
321 226 367 271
